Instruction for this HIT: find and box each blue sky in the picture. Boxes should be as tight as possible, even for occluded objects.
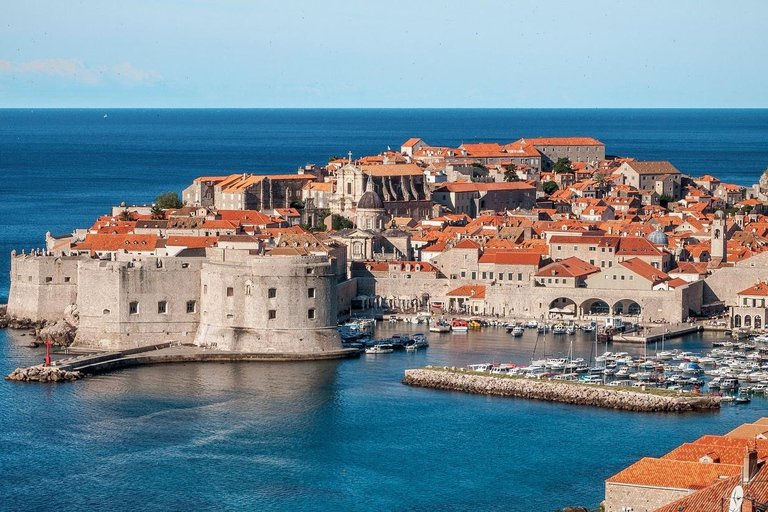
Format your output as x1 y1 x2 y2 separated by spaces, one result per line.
2 0 767 108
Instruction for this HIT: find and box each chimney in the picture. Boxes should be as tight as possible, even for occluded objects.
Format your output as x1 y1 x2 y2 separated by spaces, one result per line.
743 446 759 483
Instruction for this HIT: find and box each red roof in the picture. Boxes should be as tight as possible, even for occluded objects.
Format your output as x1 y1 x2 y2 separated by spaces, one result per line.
435 182 535 193
478 251 541 266
517 137 604 147
606 457 740 490
535 257 599 278
446 285 486 299
738 282 768 296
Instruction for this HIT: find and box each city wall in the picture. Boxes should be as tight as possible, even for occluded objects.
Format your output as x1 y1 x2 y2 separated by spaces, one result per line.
7 252 80 322
75 257 202 349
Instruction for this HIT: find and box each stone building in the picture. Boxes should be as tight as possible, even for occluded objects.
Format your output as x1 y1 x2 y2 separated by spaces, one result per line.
330 163 431 220
183 174 315 211
730 281 768 329
431 182 536 217
513 137 605 171
615 161 683 199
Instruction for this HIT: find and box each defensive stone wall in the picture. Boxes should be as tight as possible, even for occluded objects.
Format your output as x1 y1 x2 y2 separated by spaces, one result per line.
703 251 768 307
7 252 81 322
194 254 342 353
74 257 202 349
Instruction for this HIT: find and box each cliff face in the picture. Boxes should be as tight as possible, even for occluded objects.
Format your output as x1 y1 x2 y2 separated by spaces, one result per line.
403 368 720 413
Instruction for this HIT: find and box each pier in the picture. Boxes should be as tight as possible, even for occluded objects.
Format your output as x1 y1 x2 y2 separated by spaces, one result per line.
403 367 720 412
6 343 360 382
613 322 704 344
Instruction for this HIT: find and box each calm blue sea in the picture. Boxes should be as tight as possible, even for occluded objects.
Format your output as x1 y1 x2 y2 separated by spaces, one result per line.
2 109 768 511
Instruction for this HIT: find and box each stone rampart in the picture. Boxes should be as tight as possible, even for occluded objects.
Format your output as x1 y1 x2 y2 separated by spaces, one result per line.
7 253 81 322
194 254 343 353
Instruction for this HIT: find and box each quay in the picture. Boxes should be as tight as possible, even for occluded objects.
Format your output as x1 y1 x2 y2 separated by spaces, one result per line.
613 322 704 344
402 367 720 413
6 343 360 382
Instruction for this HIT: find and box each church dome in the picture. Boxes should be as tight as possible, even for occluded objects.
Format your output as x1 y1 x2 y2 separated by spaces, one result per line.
357 190 384 210
647 228 668 246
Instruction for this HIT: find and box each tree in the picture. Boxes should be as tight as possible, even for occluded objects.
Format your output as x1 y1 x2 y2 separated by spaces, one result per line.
328 155 343 163
553 157 573 174
155 191 184 209
290 200 305 209
503 164 520 182
118 209 132 221
542 181 559 195
150 205 164 220
659 194 673 207
332 215 354 231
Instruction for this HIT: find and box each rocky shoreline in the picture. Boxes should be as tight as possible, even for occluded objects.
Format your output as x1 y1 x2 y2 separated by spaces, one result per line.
403 368 720 413
0 304 78 346
5 366 83 383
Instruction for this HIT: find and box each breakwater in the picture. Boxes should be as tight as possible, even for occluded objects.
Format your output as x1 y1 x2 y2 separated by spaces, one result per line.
403 368 720 413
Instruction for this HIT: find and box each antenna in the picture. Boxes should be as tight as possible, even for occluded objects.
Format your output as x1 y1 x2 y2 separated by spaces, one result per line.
729 485 743 512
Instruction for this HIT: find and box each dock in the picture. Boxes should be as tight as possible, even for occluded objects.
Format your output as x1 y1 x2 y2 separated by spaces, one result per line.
614 323 704 344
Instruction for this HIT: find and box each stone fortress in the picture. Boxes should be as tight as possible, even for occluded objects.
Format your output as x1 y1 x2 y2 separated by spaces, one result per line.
8 244 347 357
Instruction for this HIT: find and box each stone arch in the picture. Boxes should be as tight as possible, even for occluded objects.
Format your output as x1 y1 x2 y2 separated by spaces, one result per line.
613 299 642 316
581 298 610 316
734 314 742 328
547 297 577 318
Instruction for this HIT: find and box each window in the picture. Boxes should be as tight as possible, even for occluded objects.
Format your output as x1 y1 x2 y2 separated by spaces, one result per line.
612 275 617 280
186 301 196 314
517 273 522 281
508 273 513 280
64 277 71 283
158 301 167 314
346 182 352 195
471 272 477 280
308 288 316 298
204 284 208 294
268 288 277 298
306 268 314 275
308 308 315 319
226 287 234 297
268 310 276 320
45 277 52 283
245 285 252 296
460 270 466 278
497 273 503 281
129 302 139 315
621 275 625 280
489 272 494 280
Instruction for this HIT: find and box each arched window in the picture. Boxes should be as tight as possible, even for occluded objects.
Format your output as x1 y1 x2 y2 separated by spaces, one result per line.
102 309 111 316
745 315 752 327
734 315 742 328
756 316 762 329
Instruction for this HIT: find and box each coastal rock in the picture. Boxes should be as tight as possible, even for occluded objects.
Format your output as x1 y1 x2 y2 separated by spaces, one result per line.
37 320 77 346
402 369 720 413
5 365 83 383
63 304 79 327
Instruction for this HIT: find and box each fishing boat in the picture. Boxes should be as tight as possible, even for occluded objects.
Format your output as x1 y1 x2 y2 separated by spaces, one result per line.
451 320 469 332
511 326 524 337
552 324 566 335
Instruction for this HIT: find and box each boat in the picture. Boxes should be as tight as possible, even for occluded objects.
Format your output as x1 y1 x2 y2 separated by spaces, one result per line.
451 320 469 332
511 326 524 337
429 321 451 333
537 325 546 333
735 396 751 404
552 324 566 335
526 320 538 328
405 344 417 352
566 324 576 335
365 344 394 354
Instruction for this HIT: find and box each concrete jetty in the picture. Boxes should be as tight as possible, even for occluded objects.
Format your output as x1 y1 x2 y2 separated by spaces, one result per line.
6 343 360 382
403 368 720 413
613 322 703 344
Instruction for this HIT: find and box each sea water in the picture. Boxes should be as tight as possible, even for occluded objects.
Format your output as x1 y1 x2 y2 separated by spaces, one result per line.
2 109 768 510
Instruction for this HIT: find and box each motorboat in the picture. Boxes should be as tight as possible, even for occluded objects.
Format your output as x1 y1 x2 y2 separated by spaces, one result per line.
552 324 566 335
511 326 524 337
365 344 394 354
405 344 417 352
526 320 538 328
566 324 576 335
429 321 451 333
451 320 469 332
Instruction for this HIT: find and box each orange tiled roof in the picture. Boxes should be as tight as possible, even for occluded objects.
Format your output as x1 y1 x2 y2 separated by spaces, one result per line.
535 257 599 278
359 164 423 177
446 284 486 299
737 282 768 297
605 457 740 489
478 251 541 266
517 137 604 146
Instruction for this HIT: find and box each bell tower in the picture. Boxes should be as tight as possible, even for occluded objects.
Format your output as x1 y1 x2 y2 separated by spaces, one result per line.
711 210 727 264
